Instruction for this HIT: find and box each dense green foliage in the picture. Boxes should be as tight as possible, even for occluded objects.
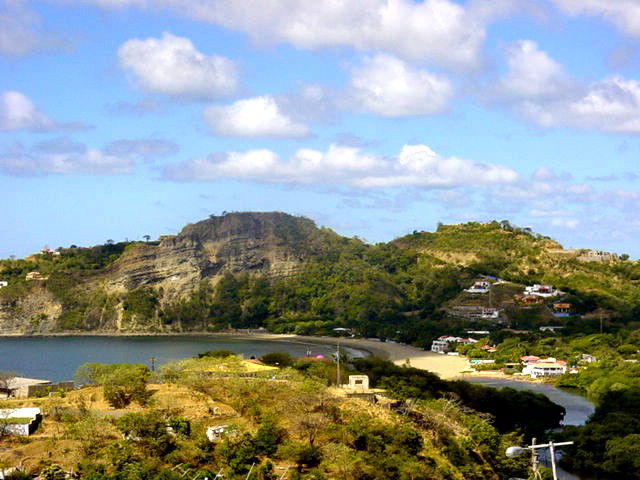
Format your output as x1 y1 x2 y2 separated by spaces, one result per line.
75 363 152 408
352 357 565 439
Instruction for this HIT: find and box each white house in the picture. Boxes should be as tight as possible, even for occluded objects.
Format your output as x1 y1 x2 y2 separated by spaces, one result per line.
521 358 567 378
524 284 559 298
466 281 491 294
431 340 450 353
0 281 7 289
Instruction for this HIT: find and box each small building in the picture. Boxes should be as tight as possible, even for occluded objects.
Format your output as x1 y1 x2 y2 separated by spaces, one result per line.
524 284 559 298
539 326 564 333
206 425 236 442
1 377 74 398
431 340 449 353
516 294 544 306
25 271 46 281
39 247 60 256
0 281 7 289
342 375 369 391
579 354 597 364
552 303 572 317
466 281 491 294
0 407 42 436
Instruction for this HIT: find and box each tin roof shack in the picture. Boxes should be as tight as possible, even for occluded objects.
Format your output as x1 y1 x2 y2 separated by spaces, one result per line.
0 408 42 436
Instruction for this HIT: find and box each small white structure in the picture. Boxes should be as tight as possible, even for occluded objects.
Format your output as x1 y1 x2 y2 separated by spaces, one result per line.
0 407 42 436
206 425 234 442
539 326 564 333
343 375 369 390
524 284 559 298
466 281 490 294
431 340 449 353
0 281 7 289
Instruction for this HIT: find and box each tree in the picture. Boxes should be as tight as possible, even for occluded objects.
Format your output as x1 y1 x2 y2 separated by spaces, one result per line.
620 254 630 261
75 364 151 409
143 235 151 242
106 239 114 245
39 464 66 480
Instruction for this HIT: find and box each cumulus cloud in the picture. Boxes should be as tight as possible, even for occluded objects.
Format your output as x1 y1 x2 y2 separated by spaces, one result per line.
0 91 88 132
0 136 176 175
499 40 571 99
495 41 640 134
348 55 453 117
163 143 518 188
117 32 237 99
522 76 640 133
203 96 310 138
0 91 55 131
72 0 514 69
551 0 640 38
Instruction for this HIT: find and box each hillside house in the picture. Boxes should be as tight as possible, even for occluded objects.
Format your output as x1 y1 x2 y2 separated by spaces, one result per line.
539 326 564 333
524 284 559 298
0 281 7 289
516 294 544 306
552 302 572 317
0 377 74 398
466 281 491 294
38 247 60 256
25 271 46 281
450 306 501 321
579 354 597 364
577 250 617 262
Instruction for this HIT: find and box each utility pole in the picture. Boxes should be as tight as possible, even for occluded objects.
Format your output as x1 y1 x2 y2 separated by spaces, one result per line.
336 341 341 387
149 357 156 372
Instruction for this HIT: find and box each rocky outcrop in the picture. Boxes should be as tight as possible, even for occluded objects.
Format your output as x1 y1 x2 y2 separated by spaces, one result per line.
102 212 328 299
0 286 62 334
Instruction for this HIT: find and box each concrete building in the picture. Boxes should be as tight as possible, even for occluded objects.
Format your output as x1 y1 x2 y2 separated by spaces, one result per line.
0 407 42 436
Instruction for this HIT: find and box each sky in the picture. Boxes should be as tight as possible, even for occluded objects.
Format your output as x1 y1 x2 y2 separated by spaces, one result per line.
3 0 640 258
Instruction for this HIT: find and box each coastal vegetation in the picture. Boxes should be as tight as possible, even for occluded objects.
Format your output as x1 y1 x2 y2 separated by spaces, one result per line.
0 353 546 480
1 213 640 478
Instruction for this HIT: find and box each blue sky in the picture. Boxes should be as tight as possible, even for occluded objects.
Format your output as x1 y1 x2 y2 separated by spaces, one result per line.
3 0 640 258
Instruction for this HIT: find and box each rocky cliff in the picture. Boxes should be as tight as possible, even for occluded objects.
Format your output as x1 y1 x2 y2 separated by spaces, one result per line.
101 212 331 299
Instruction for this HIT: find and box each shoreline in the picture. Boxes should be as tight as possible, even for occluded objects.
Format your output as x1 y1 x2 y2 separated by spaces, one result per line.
0 331 471 380
0 331 554 384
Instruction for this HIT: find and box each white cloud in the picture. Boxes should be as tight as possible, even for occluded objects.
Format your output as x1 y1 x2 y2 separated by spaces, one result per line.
164 143 518 188
550 217 579 229
0 0 41 56
0 91 55 131
203 96 309 138
75 0 513 69
500 40 570 99
117 32 237 99
522 76 640 133
0 91 89 132
0 136 175 175
551 0 640 38
495 41 640 134
349 55 453 117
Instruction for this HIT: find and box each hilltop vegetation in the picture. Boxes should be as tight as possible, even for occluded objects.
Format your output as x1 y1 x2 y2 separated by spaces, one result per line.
1 353 561 480
2 214 640 345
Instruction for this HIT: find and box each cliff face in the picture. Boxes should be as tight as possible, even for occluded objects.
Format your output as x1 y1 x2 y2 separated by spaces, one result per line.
102 212 327 299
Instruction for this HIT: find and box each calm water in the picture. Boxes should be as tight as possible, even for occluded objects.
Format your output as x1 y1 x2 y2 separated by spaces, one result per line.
0 336 365 382
467 377 595 480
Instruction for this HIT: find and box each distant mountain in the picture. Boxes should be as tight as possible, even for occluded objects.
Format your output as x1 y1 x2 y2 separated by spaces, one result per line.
0 214 637 337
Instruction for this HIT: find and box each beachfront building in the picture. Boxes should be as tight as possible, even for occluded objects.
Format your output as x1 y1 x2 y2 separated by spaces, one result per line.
431 340 449 353
524 284 559 298
431 336 478 353
466 281 491 294
521 357 567 378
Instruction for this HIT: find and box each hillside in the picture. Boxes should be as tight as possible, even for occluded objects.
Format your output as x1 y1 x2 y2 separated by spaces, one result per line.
0 354 555 480
0 214 639 338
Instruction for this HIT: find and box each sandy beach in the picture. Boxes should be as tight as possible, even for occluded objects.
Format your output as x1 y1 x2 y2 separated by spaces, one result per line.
234 333 472 380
